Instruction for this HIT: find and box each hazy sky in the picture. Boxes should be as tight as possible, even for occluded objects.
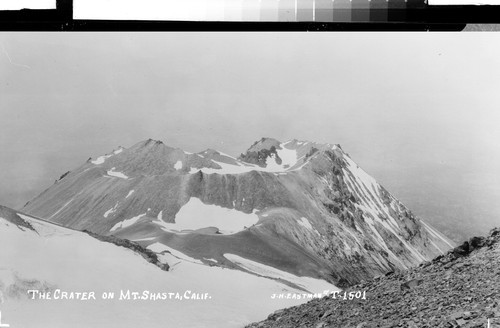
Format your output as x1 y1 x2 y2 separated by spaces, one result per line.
1 33 499 241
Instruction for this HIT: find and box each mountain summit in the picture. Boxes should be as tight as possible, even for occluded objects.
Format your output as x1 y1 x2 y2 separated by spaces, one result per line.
22 138 453 287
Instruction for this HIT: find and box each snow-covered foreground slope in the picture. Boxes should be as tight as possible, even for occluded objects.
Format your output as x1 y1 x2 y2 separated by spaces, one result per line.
0 209 330 328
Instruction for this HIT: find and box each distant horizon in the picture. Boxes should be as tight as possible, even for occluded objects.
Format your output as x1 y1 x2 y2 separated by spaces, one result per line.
2 32 500 242
89 137 342 153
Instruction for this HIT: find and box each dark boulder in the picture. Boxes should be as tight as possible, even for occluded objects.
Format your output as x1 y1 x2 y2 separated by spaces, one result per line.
468 236 485 250
453 241 470 257
400 278 424 290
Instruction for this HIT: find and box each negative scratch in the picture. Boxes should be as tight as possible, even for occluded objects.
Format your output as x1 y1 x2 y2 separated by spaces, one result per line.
1 43 31 69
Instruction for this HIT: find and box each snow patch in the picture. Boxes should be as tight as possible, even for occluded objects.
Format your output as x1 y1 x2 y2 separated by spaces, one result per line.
107 167 128 179
174 161 183 170
110 213 146 232
91 154 112 165
264 153 282 171
217 151 239 161
297 217 313 230
103 203 118 218
154 198 258 234
148 242 203 264
131 237 155 242
223 253 338 294
187 142 308 175
276 144 298 168
91 147 123 164
189 160 260 175
125 190 134 198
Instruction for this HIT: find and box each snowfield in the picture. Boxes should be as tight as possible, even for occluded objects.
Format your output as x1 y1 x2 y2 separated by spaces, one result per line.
0 213 321 328
223 253 339 294
153 197 258 234
265 141 298 171
188 141 308 175
110 213 146 232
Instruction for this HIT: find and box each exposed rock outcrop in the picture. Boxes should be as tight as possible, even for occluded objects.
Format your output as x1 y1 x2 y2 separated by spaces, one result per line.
247 227 500 328
82 230 169 271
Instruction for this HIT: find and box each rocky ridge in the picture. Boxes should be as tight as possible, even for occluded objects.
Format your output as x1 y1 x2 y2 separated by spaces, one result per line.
82 229 170 272
247 227 500 328
0 205 170 273
21 138 453 287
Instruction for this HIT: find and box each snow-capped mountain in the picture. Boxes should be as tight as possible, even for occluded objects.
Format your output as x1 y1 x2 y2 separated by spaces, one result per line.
0 205 326 328
22 138 454 287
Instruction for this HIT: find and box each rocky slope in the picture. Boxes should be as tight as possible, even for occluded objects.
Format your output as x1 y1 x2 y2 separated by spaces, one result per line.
247 227 500 328
22 138 453 288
